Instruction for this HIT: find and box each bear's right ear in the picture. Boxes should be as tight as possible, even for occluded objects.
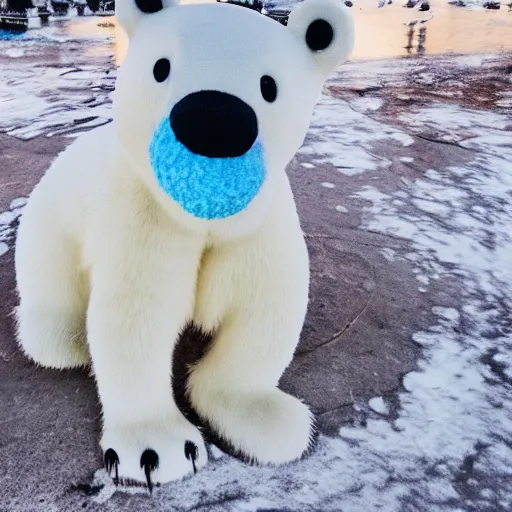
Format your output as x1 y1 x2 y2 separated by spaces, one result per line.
287 0 354 77
116 0 178 38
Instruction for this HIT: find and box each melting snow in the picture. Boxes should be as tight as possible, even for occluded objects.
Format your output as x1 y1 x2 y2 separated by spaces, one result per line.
4 48 25 58
0 23 115 139
299 94 414 176
398 103 510 143
0 64 114 139
368 396 389 415
0 198 27 257
348 103 512 510
380 247 396 262
10 198 27 209
349 96 384 112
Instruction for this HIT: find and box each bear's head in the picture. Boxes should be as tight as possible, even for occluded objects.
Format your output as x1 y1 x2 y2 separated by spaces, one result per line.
114 0 353 237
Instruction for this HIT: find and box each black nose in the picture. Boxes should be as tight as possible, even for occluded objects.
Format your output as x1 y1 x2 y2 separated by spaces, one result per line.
170 91 258 158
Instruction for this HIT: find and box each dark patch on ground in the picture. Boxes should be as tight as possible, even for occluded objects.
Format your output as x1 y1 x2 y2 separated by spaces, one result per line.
70 483 104 496
480 348 512 386
330 54 512 114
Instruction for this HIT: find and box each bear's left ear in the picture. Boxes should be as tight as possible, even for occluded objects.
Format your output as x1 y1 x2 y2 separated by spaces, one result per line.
287 0 354 76
116 0 178 38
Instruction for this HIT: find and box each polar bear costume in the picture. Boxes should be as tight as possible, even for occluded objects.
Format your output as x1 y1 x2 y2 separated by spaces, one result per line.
15 0 353 488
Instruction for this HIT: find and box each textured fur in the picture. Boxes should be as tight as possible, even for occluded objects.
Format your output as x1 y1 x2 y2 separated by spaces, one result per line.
15 0 354 485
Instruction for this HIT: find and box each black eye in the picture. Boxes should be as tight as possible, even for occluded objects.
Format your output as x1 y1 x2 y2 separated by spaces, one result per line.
260 75 277 103
153 58 171 83
306 19 334 52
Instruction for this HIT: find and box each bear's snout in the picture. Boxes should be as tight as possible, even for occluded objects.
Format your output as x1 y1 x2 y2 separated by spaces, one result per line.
170 91 258 159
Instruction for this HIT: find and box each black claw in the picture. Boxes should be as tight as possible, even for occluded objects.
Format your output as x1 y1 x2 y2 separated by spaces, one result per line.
184 440 199 474
140 449 159 493
104 448 119 485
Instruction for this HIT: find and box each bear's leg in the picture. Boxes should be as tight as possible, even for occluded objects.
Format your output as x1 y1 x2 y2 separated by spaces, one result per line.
15 217 90 369
188 224 313 464
86 191 208 486
187 318 315 464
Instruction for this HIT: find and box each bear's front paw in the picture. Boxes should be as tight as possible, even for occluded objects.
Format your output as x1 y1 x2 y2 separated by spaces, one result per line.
101 415 207 490
193 388 316 465
234 391 316 464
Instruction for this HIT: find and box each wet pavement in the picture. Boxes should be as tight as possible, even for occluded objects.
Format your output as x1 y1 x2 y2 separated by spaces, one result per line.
349 0 512 60
0 10 512 512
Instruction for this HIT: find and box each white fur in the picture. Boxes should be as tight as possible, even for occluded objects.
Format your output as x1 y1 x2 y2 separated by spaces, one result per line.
15 0 353 485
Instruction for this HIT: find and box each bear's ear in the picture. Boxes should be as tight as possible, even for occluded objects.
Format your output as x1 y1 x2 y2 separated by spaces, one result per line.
116 0 178 37
287 0 354 76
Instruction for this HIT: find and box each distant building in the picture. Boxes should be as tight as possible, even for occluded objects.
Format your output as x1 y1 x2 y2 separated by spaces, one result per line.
0 0 34 13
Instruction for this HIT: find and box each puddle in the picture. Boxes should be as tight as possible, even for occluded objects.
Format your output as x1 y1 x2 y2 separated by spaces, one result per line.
351 0 512 60
114 0 512 63
1 0 511 65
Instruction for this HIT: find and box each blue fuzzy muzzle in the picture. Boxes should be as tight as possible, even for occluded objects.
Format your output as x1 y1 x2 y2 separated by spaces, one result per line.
149 118 266 220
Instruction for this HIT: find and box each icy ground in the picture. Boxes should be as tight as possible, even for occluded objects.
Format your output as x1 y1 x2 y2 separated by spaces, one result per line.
0 22 115 139
1 26 511 512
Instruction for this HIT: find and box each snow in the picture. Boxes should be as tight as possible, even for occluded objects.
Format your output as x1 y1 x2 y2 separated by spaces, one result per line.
0 21 115 140
299 95 414 176
321 182 336 189
368 397 389 415
349 96 384 112
335 205 348 213
4 48 25 58
0 197 27 257
380 247 396 262
416 273 429 285
496 98 512 109
0 62 114 139
10 198 27 209
398 103 510 143
411 198 451 216
349 102 512 509
432 307 460 323
0 211 17 225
